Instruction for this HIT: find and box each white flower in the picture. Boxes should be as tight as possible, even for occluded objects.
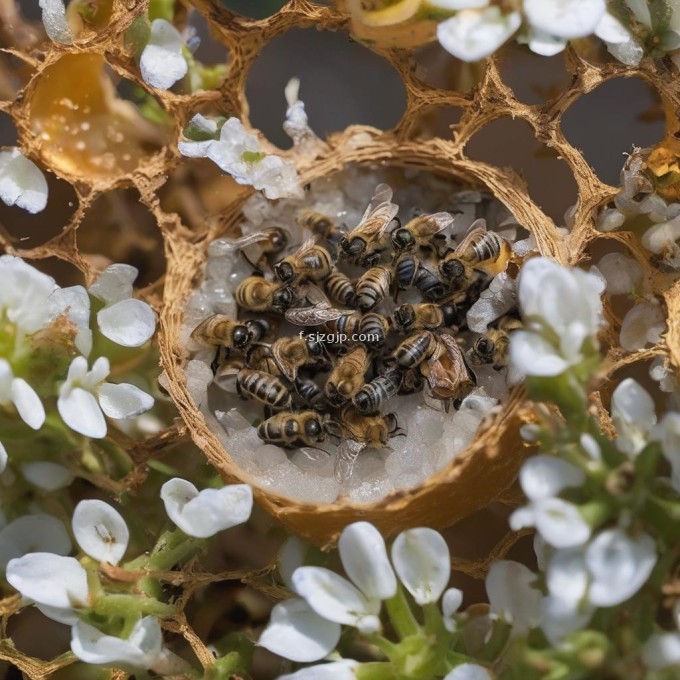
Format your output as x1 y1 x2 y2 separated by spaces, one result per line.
160 478 253 538
510 257 604 377
509 455 590 548
6 552 89 609
58 356 154 439
428 0 489 9
0 514 71 569
38 0 74 43
540 592 594 646
278 660 358 680
89 264 156 348
0 149 48 214
71 616 164 669
0 359 45 431
292 522 397 635
391 528 450 605
527 28 567 57
72 500 129 565
442 587 463 632
642 632 680 670
258 598 341 663
585 528 656 607
642 217 680 268
656 412 680 492
444 665 493 680
437 7 522 61
619 301 666 350
48 285 92 356
0 256 56 334
179 116 303 200
524 0 605 39
0 441 6 474
21 461 74 490
140 19 188 90
611 378 656 457
486 560 542 634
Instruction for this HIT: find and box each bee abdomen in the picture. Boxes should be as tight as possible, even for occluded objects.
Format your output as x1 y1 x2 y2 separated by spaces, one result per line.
394 331 435 368
237 369 291 409
325 270 356 306
353 371 401 414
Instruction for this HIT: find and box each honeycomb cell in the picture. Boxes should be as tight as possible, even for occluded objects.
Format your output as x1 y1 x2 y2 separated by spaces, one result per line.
27 54 171 184
246 28 407 149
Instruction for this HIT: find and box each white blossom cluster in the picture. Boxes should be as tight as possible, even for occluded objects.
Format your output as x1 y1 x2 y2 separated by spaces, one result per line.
4 479 253 670
0 257 156 461
432 0 680 65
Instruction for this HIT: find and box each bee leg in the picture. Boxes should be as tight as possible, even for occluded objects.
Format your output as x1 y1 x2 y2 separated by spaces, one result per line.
210 346 223 376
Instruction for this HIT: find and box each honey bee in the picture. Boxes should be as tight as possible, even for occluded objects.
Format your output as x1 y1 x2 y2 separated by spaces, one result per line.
325 345 370 407
273 237 334 285
271 336 328 382
352 369 402 414
339 184 398 266
295 378 324 406
390 212 454 253
237 368 292 410
235 276 295 314
392 302 460 333
467 317 522 369
439 221 511 289
359 312 391 349
326 311 362 338
355 266 392 312
392 331 438 369
394 254 448 301
297 210 344 245
334 407 402 482
324 269 356 307
213 227 289 268
257 410 329 448
420 333 475 407
191 316 255 349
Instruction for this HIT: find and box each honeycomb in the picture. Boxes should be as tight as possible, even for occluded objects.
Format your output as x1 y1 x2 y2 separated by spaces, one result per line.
1 0 679 676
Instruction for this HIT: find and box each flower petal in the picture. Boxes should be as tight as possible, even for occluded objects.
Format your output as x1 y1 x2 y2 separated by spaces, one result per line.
38 0 73 43
528 29 567 56
545 548 588 604
619 302 665 351
442 587 463 632
540 594 594 646
21 462 74 491
519 454 585 501
586 528 656 607
533 498 591 549
11 378 45 430
611 377 656 457
7 553 88 608
160 478 253 538
89 264 138 304
0 149 48 214
58 386 107 439
642 632 680 670
0 514 72 569
509 330 569 377
72 500 129 565
339 522 396 601
258 598 341 663
278 660 358 680
97 382 154 420
0 441 6 474
97 299 156 347
486 560 541 634
524 0 605 39
443 663 493 680
293 566 378 628
437 8 521 62
71 616 163 668
391 528 450 605
140 19 188 90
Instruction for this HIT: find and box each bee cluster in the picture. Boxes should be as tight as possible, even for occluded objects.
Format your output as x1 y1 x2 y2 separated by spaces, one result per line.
188 178 520 487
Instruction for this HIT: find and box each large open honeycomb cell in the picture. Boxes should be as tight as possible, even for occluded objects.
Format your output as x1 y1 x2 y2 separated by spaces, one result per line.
3 1 680 544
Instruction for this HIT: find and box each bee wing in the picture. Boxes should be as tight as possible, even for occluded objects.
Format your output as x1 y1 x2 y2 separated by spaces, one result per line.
406 212 456 236
294 234 321 256
359 183 394 221
271 342 299 382
302 282 331 306
215 231 275 251
353 201 400 242
285 303 347 326
334 438 366 483
453 218 488 255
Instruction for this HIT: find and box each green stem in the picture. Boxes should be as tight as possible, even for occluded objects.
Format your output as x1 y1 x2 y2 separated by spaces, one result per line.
356 662 397 680
92 593 176 619
385 586 420 639
366 633 401 659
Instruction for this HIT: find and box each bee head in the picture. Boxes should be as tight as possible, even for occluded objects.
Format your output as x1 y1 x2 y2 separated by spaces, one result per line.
473 336 495 361
232 325 253 349
391 229 415 251
393 304 415 331
304 415 325 442
341 236 366 256
439 258 465 283
274 261 296 284
272 286 294 312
